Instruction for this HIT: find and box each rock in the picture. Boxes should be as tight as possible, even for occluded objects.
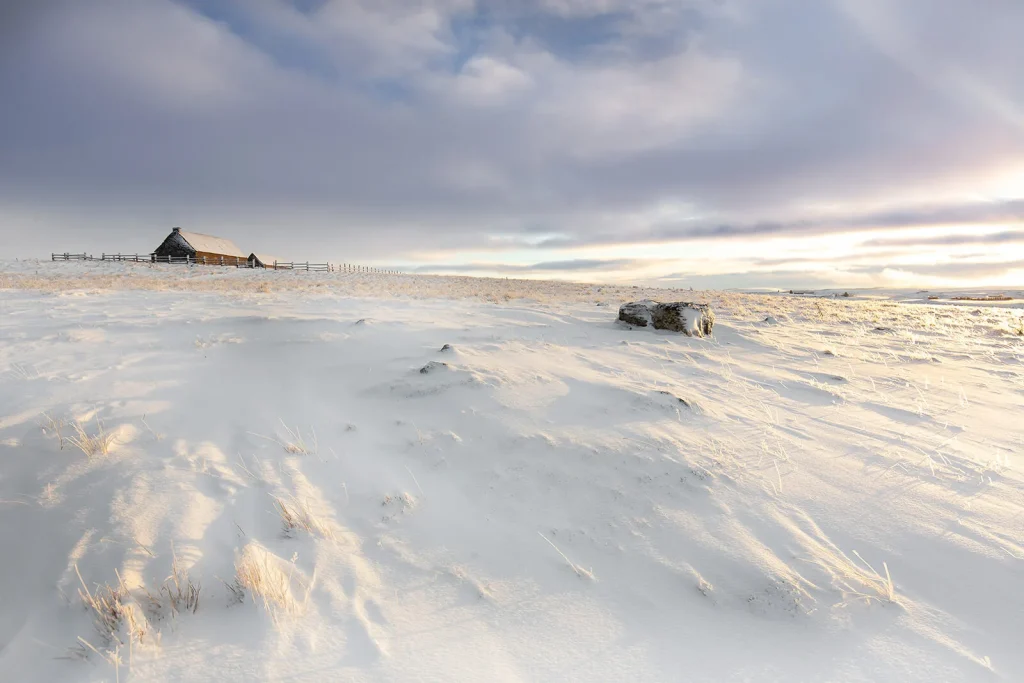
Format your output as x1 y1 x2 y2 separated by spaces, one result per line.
618 300 715 337
420 361 449 374
439 343 453 352
618 300 658 328
762 315 779 325
656 390 693 409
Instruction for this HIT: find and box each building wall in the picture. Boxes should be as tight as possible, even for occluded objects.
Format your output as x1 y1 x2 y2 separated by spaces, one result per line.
152 231 195 258
194 251 247 265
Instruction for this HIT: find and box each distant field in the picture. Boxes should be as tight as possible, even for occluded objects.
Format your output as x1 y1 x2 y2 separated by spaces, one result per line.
1 260 1023 682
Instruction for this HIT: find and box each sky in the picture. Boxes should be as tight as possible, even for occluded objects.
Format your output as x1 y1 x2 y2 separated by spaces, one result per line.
2 0 1023 289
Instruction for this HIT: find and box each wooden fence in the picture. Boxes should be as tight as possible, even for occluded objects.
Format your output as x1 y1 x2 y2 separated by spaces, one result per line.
51 252 400 274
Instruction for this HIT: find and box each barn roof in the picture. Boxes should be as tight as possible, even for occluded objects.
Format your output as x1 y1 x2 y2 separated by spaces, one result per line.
176 229 246 258
249 253 280 266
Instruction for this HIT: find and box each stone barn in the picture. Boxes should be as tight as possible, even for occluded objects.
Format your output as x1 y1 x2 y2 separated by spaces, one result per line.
152 227 247 265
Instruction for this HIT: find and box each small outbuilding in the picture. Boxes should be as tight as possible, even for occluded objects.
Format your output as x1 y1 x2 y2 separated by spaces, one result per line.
152 227 247 265
248 253 281 269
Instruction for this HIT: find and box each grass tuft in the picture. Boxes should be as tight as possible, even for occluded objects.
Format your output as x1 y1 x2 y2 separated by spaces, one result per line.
249 419 318 456
66 420 116 457
273 496 335 539
162 547 201 615
234 543 316 621
805 548 900 607
41 413 67 449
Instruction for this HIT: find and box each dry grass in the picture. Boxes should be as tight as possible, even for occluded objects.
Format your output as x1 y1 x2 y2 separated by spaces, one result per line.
74 559 202 641
234 542 315 620
236 453 278 487
249 419 318 455
41 413 67 449
162 547 201 615
538 531 595 580
278 422 317 455
140 413 164 441
75 564 146 646
804 548 899 607
66 420 116 457
273 495 335 539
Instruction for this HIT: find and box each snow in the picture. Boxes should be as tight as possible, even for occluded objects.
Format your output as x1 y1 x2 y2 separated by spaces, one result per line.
1 260 1023 682
169 230 247 259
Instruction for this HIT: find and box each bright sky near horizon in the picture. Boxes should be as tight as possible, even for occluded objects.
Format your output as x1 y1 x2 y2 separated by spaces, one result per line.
2 0 1023 288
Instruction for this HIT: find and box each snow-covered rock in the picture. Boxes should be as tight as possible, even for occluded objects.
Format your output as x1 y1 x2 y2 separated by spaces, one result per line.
618 300 715 337
617 300 658 328
420 360 449 374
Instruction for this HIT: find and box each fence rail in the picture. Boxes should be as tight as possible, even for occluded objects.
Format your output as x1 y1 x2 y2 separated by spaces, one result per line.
51 252 400 274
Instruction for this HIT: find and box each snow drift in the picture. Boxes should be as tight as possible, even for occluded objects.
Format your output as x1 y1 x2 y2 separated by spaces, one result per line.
0 261 1023 682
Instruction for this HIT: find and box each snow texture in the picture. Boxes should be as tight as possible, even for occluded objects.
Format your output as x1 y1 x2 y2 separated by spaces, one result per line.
1 260 1023 682
176 230 247 258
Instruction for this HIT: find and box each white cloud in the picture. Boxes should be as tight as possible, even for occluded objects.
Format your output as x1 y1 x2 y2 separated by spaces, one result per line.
452 56 534 104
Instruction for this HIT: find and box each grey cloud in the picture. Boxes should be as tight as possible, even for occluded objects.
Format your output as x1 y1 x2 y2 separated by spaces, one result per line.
529 200 1024 249
412 257 645 273
861 229 1024 248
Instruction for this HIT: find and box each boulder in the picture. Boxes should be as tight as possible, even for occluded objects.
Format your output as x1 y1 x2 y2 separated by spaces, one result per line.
618 300 715 337
618 300 658 328
420 361 449 374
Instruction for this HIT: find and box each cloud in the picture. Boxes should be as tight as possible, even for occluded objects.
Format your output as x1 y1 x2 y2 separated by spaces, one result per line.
850 260 1024 280
412 257 647 273
654 269 856 291
861 229 1024 248
2 0 1023 286
522 199 1024 249
750 250 911 267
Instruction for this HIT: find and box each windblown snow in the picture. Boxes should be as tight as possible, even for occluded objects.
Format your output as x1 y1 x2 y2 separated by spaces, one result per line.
1 261 1023 682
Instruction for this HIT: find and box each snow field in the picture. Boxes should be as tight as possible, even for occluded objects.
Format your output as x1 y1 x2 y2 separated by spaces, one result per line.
0 262 1022 681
